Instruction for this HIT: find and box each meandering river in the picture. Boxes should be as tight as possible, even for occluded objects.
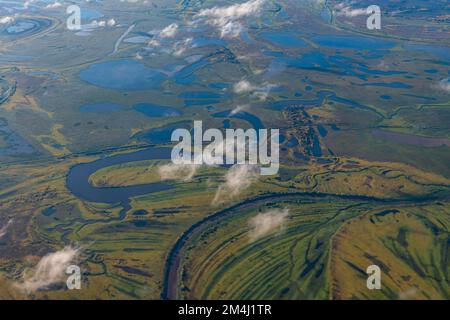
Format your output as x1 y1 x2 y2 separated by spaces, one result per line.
66 147 173 205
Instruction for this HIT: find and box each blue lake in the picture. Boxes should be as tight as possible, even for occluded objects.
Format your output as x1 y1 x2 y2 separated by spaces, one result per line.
184 100 221 107
6 21 36 34
286 137 299 147
317 124 328 137
80 103 124 113
209 83 230 89
179 91 224 99
331 124 340 131
405 44 450 62
81 8 103 20
135 122 191 144
180 91 224 107
401 94 436 101
133 103 183 118
42 207 56 217
355 82 412 89
174 56 213 85
313 35 395 50
79 60 167 91
263 50 284 57
268 51 368 80
260 31 308 47
312 136 322 157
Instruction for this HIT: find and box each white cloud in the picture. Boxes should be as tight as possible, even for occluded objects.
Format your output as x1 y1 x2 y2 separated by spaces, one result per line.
107 19 116 27
230 104 250 116
97 20 106 27
194 0 266 38
160 23 179 38
248 208 289 241
196 0 265 22
77 18 117 36
213 164 259 205
147 23 182 52
158 163 199 182
220 21 243 38
233 79 254 93
233 79 277 101
24 0 35 9
147 0 265 56
0 16 14 24
172 37 194 56
437 78 450 93
334 1 367 17
45 2 62 9
335 6 366 17
16 246 79 293
148 38 161 47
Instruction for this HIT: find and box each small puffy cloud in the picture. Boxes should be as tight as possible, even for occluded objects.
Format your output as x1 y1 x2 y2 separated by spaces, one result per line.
230 104 250 116
79 18 117 34
253 82 278 101
107 19 116 27
160 23 179 38
16 246 79 293
147 23 182 52
213 164 259 205
248 208 289 241
23 0 35 9
220 21 243 38
437 78 450 93
97 20 106 27
194 0 266 38
158 163 199 182
0 16 14 24
334 1 367 17
335 6 366 17
148 38 161 47
233 80 254 93
45 1 62 9
233 79 277 101
196 0 266 23
172 37 194 56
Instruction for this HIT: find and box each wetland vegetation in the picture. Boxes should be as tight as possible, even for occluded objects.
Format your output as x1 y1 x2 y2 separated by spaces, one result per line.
0 0 448 300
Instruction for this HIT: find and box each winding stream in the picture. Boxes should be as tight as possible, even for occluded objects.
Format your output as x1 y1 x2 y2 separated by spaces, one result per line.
66 147 173 205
